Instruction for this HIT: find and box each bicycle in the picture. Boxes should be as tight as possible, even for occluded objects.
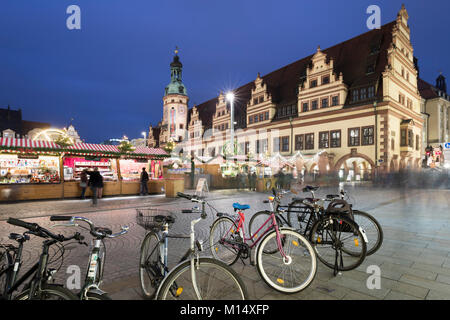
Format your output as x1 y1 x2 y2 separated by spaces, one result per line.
138 192 248 300
286 186 383 255
48 215 129 300
0 217 84 300
209 191 317 294
250 188 368 276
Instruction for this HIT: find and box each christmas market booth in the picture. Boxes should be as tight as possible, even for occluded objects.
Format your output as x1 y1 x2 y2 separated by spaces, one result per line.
0 138 168 201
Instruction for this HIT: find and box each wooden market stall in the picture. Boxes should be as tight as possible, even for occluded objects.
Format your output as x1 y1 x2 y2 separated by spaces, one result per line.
0 138 168 202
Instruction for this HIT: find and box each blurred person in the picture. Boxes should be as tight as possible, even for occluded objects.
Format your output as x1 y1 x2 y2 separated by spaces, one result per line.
87 167 102 206
80 169 88 199
140 167 149 195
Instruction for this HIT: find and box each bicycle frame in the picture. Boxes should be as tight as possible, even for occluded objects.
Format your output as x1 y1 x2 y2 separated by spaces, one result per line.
81 238 106 297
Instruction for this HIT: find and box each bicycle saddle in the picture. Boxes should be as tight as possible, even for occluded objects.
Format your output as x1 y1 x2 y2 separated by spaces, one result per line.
233 203 250 211
154 215 175 224
9 233 30 242
303 186 319 192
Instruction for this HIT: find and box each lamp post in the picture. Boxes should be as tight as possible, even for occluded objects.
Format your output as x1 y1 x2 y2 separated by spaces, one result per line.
226 92 235 155
289 116 293 155
142 131 147 146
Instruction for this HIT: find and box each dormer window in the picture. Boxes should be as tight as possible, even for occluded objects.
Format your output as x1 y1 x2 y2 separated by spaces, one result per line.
322 76 330 85
310 80 318 88
259 96 264 104
366 64 375 74
253 98 258 105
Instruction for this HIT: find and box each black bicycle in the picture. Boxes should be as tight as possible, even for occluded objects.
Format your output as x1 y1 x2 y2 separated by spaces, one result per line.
49 215 129 300
0 218 84 300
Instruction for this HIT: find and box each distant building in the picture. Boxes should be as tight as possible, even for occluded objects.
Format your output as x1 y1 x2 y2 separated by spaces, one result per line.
0 106 50 139
418 74 450 147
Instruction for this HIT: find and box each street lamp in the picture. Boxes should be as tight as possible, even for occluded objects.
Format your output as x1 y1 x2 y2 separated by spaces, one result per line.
226 92 235 154
142 131 147 146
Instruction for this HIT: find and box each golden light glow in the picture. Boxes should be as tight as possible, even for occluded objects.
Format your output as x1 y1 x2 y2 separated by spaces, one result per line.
32 128 74 144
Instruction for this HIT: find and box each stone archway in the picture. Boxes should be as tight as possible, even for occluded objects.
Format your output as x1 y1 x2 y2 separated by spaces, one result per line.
333 153 376 176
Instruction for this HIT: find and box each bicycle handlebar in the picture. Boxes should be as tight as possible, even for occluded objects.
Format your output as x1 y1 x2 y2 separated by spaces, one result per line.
7 217 84 242
49 216 129 239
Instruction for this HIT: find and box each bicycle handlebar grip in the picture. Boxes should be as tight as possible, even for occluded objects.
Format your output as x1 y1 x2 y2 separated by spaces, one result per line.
50 216 73 221
182 209 193 213
7 218 38 231
177 192 191 200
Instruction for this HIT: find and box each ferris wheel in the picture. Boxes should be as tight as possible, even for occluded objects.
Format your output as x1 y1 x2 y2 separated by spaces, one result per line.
32 128 74 144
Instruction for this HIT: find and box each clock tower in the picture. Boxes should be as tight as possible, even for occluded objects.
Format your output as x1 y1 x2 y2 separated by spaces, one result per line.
160 48 189 145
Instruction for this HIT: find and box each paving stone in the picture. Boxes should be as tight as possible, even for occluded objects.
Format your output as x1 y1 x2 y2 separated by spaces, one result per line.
379 262 437 281
411 263 450 277
426 289 450 300
384 290 421 300
342 291 377 300
400 274 450 293
436 274 450 285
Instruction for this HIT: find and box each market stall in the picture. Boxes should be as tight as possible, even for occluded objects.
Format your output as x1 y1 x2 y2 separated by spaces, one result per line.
0 138 168 201
0 138 63 200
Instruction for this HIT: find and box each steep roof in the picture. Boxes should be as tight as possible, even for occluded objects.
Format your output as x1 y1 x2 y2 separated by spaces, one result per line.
418 78 439 99
190 21 397 129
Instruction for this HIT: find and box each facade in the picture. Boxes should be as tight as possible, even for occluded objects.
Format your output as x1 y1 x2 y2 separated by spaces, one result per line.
151 5 427 178
418 75 450 147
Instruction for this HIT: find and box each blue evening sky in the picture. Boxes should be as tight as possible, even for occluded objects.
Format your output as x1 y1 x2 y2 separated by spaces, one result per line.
0 0 448 143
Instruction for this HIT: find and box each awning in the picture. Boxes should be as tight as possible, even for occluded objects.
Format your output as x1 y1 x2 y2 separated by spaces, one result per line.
67 143 119 153
0 138 60 150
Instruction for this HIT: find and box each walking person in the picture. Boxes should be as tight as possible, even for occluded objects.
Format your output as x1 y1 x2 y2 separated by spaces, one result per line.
97 172 104 199
87 167 102 206
140 167 149 195
80 169 88 199
251 171 257 191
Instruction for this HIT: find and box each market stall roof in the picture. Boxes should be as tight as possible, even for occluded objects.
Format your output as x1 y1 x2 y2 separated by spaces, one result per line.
0 137 60 150
0 138 168 158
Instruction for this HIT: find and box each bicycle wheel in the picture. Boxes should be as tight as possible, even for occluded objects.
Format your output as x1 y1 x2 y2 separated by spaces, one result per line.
85 292 112 300
256 228 317 294
14 284 78 300
350 210 383 256
0 248 12 298
139 232 163 299
156 257 248 300
209 217 241 266
287 200 314 235
310 215 367 272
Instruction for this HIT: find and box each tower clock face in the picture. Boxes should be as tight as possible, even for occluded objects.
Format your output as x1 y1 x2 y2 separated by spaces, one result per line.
179 106 185 114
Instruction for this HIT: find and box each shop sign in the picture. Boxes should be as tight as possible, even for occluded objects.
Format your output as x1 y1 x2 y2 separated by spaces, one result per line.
18 154 39 159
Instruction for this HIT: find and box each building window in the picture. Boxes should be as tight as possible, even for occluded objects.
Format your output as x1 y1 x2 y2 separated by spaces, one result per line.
322 76 330 85
280 136 289 152
415 135 419 151
368 86 375 98
259 96 264 104
264 111 269 120
362 126 374 145
273 137 280 152
249 116 253 124
305 133 314 150
330 130 341 148
253 98 258 105
348 128 360 146
332 96 339 106
257 139 268 154
408 129 413 148
310 79 317 88
352 90 359 102
254 115 258 123
245 142 250 154
360 88 367 100
319 131 329 148
400 129 407 146
391 138 395 150
398 93 405 105
259 113 264 122
295 134 304 150
209 147 216 157
321 98 329 108
302 102 309 112
311 100 318 110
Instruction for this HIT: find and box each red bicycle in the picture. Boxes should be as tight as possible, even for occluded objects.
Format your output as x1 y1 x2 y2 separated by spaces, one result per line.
208 193 317 294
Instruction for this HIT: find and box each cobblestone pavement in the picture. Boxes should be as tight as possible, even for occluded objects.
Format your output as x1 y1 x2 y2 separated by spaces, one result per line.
1 185 450 300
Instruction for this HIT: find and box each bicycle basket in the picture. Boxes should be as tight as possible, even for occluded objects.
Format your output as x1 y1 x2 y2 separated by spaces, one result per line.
325 199 354 219
136 208 175 231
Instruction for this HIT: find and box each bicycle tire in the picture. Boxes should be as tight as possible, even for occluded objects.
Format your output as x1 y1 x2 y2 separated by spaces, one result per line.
350 210 383 256
85 292 112 300
14 284 78 300
249 211 284 254
309 215 367 272
209 217 241 266
139 232 162 299
156 257 248 300
287 200 314 235
0 247 12 298
256 228 317 294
